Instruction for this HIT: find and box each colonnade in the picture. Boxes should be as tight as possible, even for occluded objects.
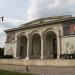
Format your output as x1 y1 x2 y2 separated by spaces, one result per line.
16 31 59 59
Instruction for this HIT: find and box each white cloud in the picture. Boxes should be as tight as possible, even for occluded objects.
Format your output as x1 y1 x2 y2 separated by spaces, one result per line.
4 18 25 27
0 17 25 29
27 0 75 21
0 0 6 6
0 28 4 33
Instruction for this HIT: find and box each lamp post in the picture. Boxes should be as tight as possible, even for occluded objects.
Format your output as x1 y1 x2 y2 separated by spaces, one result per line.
0 16 4 21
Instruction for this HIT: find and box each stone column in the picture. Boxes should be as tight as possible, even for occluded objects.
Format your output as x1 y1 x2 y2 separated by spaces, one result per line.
57 36 60 59
25 37 29 60
14 35 19 59
57 30 62 59
41 35 44 59
13 35 17 58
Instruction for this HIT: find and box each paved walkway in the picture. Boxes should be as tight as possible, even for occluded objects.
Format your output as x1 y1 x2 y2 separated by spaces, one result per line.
0 64 75 75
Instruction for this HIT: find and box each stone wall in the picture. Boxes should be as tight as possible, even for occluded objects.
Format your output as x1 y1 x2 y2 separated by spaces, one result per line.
0 59 75 66
62 36 75 54
4 43 15 55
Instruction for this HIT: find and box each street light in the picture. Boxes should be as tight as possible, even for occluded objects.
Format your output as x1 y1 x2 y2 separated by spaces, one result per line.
0 16 4 21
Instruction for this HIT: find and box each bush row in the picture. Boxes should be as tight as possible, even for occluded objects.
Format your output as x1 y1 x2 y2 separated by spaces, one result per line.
0 55 13 59
60 54 75 59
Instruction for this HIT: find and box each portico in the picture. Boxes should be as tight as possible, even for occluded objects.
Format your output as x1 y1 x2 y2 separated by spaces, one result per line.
16 29 58 60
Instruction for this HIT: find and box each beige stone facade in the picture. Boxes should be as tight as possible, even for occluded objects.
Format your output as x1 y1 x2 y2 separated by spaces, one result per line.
4 15 75 60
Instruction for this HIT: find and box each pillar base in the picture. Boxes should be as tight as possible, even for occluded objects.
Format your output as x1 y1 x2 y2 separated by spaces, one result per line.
41 56 43 59
15 57 20 59
25 57 29 60
57 55 60 59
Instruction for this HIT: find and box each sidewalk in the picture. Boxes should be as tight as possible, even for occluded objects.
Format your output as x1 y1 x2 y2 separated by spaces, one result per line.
0 64 75 75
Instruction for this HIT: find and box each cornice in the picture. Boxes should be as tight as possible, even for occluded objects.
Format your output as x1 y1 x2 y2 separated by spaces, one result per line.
5 15 75 33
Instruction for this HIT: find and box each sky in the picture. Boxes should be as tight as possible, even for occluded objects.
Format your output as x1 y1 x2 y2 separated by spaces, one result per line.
0 0 75 47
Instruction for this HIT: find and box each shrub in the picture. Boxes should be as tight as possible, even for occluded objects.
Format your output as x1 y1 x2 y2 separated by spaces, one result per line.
0 48 4 56
3 55 13 59
0 55 13 59
60 54 75 59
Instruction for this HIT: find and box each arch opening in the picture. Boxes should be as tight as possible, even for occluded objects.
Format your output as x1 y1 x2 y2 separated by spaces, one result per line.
17 35 27 58
45 31 57 59
31 33 41 59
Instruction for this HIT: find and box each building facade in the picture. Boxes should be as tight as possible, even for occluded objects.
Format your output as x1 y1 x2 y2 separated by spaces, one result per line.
4 15 75 59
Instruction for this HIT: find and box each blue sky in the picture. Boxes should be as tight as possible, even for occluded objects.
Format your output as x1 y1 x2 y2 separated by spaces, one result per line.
0 0 75 47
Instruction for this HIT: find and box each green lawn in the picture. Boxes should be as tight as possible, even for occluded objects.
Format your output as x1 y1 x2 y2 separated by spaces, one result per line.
0 70 34 75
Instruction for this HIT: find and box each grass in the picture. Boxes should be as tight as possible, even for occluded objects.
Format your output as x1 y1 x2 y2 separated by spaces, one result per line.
0 70 34 75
